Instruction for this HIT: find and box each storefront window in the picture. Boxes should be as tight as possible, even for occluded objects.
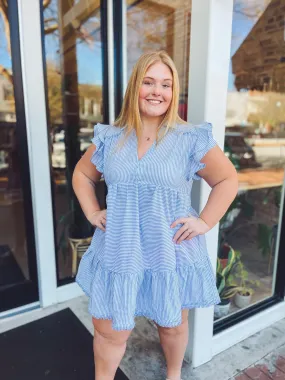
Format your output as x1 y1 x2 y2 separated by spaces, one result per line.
215 0 285 320
43 1 106 282
0 9 29 289
0 4 40 311
127 0 191 121
43 0 192 283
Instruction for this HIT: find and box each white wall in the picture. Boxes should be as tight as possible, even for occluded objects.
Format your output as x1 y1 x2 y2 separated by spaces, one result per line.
186 0 234 367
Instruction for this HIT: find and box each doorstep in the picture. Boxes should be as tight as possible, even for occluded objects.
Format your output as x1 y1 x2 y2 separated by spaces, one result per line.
1 296 285 380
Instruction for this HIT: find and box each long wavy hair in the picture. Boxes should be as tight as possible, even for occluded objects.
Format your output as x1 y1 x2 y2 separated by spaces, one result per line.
114 50 187 145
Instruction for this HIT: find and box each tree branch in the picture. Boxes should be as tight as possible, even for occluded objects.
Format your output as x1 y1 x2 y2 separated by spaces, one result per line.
45 24 58 34
0 0 8 16
44 17 57 23
43 0 52 9
0 0 10 55
0 65 13 84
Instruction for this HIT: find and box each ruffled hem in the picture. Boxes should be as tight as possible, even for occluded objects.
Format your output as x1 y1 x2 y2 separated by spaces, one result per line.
173 122 217 181
91 138 104 173
191 123 216 180
76 252 220 331
91 123 124 173
192 123 216 180
81 308 208 331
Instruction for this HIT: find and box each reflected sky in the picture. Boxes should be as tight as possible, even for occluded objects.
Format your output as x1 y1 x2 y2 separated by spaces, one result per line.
229 1 269 90
43 1 103 85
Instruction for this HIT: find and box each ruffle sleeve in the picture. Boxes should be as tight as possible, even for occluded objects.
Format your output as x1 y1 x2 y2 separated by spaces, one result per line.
91 123 123 173
190 122 217 180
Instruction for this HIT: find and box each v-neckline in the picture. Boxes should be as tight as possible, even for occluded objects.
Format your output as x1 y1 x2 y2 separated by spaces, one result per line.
134 131 156 162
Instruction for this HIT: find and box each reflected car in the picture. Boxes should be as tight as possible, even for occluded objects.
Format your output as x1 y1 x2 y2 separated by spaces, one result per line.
51 128 93 169
224 132 261 170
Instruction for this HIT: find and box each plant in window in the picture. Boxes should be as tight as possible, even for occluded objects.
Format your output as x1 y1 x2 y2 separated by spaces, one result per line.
219 187 281 275
231 252 261 308
214 246 238 319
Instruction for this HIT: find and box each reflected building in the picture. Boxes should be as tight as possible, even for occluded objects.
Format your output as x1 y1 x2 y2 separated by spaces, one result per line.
232 0 285 93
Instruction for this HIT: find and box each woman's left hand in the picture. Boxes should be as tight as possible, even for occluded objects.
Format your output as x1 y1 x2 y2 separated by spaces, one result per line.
171 216 210 244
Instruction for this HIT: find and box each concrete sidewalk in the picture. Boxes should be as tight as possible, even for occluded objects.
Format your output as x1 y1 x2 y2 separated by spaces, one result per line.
234 345 285 379
190 317 285 380
122 308 285 380
1 295 285 380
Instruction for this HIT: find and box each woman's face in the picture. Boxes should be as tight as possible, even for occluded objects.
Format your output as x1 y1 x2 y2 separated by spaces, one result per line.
138 62 173 121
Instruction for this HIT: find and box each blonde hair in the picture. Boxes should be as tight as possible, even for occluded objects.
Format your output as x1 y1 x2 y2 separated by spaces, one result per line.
114 50 187 145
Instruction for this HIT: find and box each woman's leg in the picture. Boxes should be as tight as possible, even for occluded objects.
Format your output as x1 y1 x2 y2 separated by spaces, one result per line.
156 309 189 380
92 317 133 380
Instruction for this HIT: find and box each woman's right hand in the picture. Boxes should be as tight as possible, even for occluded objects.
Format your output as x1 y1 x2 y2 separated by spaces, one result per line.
88 209 107 232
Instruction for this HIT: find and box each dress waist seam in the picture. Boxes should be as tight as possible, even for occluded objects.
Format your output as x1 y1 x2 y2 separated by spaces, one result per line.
107 181 191 194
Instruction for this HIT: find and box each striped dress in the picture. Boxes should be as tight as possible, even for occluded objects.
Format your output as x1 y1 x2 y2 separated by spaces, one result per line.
76 122 220 331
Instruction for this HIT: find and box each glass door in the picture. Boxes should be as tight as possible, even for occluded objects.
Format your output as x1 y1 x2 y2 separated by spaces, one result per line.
214 0 285 331
125 0 191 121
42 0 194 284
42 0 108 284
0 1 38 312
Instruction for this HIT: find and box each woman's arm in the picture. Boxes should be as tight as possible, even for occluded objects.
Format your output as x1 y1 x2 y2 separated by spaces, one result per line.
72 145 103 222
197 145 239 229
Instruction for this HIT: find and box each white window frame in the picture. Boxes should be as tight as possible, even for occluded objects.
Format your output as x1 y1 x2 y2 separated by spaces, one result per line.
18 0 57 308
187 0 285 368
185 0 234 366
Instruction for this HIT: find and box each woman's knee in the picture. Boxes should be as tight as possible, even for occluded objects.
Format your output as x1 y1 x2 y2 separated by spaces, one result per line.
92 317 132 345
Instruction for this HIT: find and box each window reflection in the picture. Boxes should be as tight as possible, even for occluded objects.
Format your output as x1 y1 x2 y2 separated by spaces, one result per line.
0 9 29 288
44 0 105 281
127 0 192 121
215 0 285 320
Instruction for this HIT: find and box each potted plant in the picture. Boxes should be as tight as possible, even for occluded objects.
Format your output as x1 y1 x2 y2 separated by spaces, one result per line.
214 246 238 319
219 187 281 275
231 253 260 309
57 209 93 275
57 177 107 276
215 273 238 319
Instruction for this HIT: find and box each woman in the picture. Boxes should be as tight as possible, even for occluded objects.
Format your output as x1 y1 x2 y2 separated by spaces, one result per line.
73 51 238 380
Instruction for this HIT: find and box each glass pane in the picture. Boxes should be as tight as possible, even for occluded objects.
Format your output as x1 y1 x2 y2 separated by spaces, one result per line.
127 0 192 121
43 0 105 282
215 0 285 321
0 11 29 288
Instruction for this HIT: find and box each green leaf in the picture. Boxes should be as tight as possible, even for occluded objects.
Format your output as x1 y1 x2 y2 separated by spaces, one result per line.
222 248 237 277
216 258 222 274
218 275 225 293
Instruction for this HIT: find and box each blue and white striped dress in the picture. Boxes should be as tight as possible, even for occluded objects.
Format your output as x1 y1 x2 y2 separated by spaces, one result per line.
76 122 220 330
